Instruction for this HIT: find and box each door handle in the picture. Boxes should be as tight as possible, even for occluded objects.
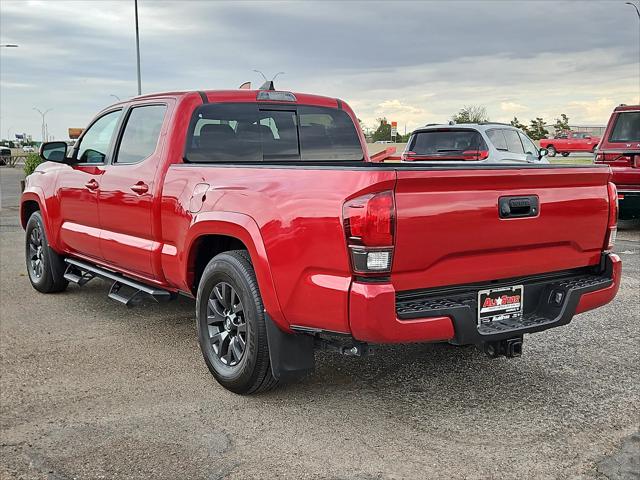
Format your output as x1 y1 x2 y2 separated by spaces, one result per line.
130 182 149 194
85 179 99 190
499 195 539 218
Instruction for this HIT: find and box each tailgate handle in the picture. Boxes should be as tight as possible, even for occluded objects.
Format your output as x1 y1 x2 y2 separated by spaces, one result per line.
499 195 539 218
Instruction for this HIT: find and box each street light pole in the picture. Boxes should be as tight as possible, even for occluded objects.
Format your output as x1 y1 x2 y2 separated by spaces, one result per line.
134 0 142 95
626 1 640 101
33 108 52 143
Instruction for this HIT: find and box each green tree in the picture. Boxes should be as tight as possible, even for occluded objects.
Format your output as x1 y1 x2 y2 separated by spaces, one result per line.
553 114 570 135
528 117 549 140
451 105 489 124
510 116 528 134
372 117 392 142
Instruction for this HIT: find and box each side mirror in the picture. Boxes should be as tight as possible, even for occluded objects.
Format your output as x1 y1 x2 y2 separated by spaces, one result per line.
40 141 70 163
538 148 549 158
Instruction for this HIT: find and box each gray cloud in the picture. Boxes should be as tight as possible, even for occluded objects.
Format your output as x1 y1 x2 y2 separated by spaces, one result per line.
1 0 638 140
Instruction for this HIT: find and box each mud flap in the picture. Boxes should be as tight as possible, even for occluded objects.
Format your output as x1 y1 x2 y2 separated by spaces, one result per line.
264 313 315 382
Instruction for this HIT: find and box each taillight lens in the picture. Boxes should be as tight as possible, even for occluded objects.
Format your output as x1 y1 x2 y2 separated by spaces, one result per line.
462 149 489 160
605 182 618 251
343 191 395 274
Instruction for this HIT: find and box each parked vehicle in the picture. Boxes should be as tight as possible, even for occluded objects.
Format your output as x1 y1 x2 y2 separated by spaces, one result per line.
21 88 621 394
0 147 11 166
540 132 601 157
22 146 36 153
401 123 549 163
595 104 640 219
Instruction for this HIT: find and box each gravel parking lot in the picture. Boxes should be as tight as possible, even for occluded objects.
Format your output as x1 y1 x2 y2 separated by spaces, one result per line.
1 166 638 479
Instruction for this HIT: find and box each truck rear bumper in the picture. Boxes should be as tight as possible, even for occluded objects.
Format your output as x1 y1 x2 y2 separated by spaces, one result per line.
349 254 621 344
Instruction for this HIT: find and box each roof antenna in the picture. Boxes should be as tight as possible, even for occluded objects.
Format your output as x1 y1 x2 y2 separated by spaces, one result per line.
253 69 285 90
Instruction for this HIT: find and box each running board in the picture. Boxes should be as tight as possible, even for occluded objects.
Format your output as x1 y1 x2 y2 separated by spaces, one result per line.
64 258 172 307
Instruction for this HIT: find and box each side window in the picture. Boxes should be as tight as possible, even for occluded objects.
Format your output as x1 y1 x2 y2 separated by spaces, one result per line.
518 132 538 156
77 110 121 163
116 105 167 164
487 129 507 151
502 129 525 154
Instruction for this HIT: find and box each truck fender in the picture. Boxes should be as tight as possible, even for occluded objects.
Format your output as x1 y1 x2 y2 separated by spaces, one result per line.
183 211 288 330
20 188 61 251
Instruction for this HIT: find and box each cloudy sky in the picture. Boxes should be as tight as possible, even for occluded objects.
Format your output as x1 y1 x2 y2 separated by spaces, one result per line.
1 0 639 140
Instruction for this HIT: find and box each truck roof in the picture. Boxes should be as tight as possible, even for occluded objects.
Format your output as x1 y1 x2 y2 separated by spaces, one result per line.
128 89 342 109
614 104 640 112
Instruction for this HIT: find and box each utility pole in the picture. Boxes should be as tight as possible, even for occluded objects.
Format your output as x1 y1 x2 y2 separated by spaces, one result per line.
627 1 640 101
134 0 142 95
33 108 52 143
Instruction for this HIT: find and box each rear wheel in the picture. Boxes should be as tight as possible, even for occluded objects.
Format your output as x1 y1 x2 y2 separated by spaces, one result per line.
25 211 68 293
196 250 278 394
561 152 570 157
546 145 556 157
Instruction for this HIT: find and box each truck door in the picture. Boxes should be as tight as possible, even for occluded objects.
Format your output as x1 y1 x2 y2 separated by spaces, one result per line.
97 103 168 279
56 109 122 260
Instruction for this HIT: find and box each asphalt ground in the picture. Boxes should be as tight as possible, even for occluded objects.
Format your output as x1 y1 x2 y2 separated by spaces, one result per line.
1 166 638 480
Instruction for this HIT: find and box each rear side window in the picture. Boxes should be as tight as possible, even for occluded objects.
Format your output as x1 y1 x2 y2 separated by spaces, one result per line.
502 129 524 154
408 130 487 154
116 105 166 164
185 103 363 163
609 111 640 143
486 129 507 151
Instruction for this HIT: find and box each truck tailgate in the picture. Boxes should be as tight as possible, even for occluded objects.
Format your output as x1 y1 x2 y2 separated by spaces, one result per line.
392 166 611 292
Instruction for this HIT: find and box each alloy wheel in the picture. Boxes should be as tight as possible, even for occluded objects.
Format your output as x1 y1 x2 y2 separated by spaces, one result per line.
28 225 44 279
206 281 247 367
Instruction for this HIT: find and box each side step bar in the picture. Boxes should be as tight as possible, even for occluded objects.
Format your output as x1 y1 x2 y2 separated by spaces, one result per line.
64 258 172 307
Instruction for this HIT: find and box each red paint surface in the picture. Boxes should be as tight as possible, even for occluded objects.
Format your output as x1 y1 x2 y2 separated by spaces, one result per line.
20 89 621 342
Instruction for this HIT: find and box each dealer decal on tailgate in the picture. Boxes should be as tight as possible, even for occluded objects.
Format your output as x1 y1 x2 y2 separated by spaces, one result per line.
477 285 524 325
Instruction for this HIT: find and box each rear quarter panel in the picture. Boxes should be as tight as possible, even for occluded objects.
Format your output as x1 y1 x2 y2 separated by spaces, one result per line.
160 165 395 333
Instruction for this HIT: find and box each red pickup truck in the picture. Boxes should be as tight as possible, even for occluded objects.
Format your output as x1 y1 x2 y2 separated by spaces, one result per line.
595 104 640 219
539 132 601 157
21 88 621 394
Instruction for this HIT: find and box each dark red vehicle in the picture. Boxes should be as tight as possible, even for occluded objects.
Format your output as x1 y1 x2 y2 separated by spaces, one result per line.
539 131 601 157
595 104 640 219
20 88 621 394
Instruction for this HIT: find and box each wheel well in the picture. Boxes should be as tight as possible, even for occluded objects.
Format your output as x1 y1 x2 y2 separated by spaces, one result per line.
188 235 248 293
21 200 40 228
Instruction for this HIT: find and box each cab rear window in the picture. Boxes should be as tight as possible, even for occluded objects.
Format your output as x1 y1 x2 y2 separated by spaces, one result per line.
184 103 363 163
609 111 640 143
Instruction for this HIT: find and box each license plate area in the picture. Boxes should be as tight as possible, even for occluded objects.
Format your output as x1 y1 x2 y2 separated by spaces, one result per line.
477 285 524 325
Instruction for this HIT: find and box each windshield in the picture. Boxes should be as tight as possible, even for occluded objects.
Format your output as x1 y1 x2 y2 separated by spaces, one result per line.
408 130 488 158
609 111 640 143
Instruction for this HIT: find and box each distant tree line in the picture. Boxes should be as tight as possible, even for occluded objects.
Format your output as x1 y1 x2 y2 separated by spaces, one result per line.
363 107 573 143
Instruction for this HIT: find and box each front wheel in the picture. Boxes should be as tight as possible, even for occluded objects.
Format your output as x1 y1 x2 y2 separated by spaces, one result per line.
546 146 556 157
25 211 68 293
196 250 278 394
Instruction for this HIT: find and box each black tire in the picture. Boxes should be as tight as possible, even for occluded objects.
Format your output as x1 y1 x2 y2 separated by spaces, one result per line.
561 152 570 157
546 145 556 157
196 250 278 394
25 211 68 293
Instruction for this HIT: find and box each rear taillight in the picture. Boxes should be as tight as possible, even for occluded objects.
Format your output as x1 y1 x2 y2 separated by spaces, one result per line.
343 190 395 274
605 182 618 251
462 149 489 160
401 151 416 161
634 155 640 168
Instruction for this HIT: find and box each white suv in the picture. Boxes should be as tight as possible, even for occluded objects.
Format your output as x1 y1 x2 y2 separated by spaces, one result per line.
402 123 548 163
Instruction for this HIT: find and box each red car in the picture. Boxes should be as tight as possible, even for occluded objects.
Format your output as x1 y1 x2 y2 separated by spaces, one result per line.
20 88 621 394
540 131 601 157
595 104 640 219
